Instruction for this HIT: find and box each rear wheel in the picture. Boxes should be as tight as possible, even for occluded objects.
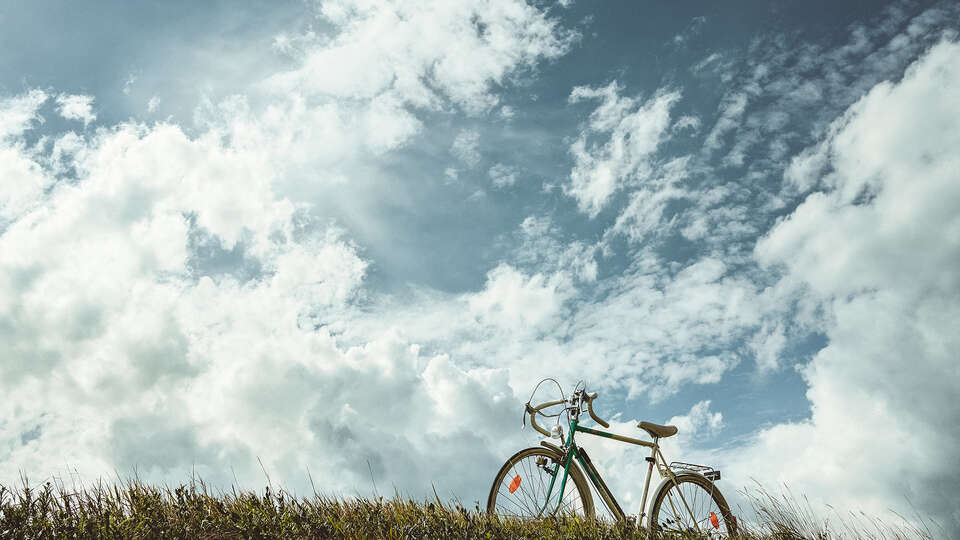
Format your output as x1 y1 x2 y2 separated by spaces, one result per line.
649 474 737 537
487 447 594 519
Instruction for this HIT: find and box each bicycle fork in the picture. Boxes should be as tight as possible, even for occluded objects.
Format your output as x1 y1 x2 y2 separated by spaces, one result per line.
539 419 578 516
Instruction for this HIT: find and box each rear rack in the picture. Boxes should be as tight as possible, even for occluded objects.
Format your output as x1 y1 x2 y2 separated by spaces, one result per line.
670 461 721 481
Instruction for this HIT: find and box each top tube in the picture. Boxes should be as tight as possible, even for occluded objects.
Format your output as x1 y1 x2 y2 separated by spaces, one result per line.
574 424 655 448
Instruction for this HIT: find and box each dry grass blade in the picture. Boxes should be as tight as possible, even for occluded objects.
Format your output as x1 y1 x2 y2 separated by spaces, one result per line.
0 476 944 539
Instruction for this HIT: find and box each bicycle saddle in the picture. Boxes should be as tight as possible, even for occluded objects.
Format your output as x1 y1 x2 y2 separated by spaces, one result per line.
638 421 678 438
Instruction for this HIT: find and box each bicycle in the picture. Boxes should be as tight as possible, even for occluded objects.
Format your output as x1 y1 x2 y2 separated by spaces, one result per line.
487 380 738 537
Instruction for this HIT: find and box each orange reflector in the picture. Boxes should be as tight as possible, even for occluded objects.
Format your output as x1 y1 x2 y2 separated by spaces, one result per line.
710 511 719 529
508 475 522 493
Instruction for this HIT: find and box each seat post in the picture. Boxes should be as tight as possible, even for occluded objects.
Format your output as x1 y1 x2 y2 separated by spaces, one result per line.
639 437 659 524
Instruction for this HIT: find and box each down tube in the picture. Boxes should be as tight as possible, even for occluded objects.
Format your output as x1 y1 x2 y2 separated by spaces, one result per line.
575 448 626 520
539 458 563 516
543 424 578 516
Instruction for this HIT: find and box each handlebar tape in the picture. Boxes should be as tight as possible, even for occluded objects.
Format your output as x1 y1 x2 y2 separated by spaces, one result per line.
526 404 552 437
585 393 610 428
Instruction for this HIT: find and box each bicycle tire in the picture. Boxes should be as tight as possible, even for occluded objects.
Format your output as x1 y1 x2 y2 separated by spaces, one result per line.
649 473 737 537
487 447 595 519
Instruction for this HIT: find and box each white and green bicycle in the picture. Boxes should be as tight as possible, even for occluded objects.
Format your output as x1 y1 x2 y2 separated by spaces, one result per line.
487 380 738 537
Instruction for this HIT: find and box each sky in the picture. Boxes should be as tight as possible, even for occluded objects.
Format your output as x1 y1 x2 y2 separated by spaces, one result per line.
1 0 959 534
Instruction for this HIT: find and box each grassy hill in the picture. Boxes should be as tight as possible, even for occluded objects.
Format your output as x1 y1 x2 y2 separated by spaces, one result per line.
0 478 938 539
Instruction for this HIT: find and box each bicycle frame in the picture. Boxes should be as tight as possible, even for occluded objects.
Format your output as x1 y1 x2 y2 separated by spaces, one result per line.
540 417 701 532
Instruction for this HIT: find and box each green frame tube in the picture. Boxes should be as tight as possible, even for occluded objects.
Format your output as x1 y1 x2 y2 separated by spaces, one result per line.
539 418 578 515
541 419 656 517
539 419 699 526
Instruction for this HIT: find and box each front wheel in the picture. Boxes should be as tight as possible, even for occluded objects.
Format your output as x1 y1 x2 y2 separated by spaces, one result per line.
487 447 595 519
649 473 738 537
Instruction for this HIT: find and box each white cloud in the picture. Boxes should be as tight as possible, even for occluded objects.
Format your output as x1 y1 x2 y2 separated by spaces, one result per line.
606 156 689 244
55 93 96 126
268 0 576 113
452 129 481 167
782 140 829 193
0 0 577 503
443 167 459 183
514 215 597 283
122 72 138 95
0 89 48 140
748 322 786 372
691 52 722 74
0 113 525 498
454 255 765 401
567 82 680 217
329 227 768 405
667 400 723 439
487 162 517 188
0 145 50 223
0 91 53 223
672 114 700 134
468 264 571 331
672 15 707 48
731 39 960 534
703 91 748 154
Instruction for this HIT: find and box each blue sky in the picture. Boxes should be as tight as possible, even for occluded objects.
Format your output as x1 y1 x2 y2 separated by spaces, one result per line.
2 0 959 534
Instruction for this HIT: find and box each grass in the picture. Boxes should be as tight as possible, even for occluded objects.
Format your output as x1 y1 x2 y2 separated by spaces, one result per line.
734 483 941 540
0 476 941 539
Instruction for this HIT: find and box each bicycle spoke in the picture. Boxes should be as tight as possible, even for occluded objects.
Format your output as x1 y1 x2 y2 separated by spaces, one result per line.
511 462 531 512
500 461 537 515
512 462 539 515
655 477 732 537
494 487 521 515
490 449 591 520
528 456 549 509
495 454 566 519
497 484 529 516
525 457 549 512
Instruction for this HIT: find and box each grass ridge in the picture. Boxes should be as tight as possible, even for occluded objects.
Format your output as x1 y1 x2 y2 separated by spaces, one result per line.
0 477 938 539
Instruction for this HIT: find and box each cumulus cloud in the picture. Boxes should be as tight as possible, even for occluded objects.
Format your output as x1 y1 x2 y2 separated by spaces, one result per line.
0 106 530 499
384 255 763 402
0 0 577 502
726 39 960 534
468 264 571 331
0 91 52 223
268 0 576 113
748 322 786 372
538 8 960 532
